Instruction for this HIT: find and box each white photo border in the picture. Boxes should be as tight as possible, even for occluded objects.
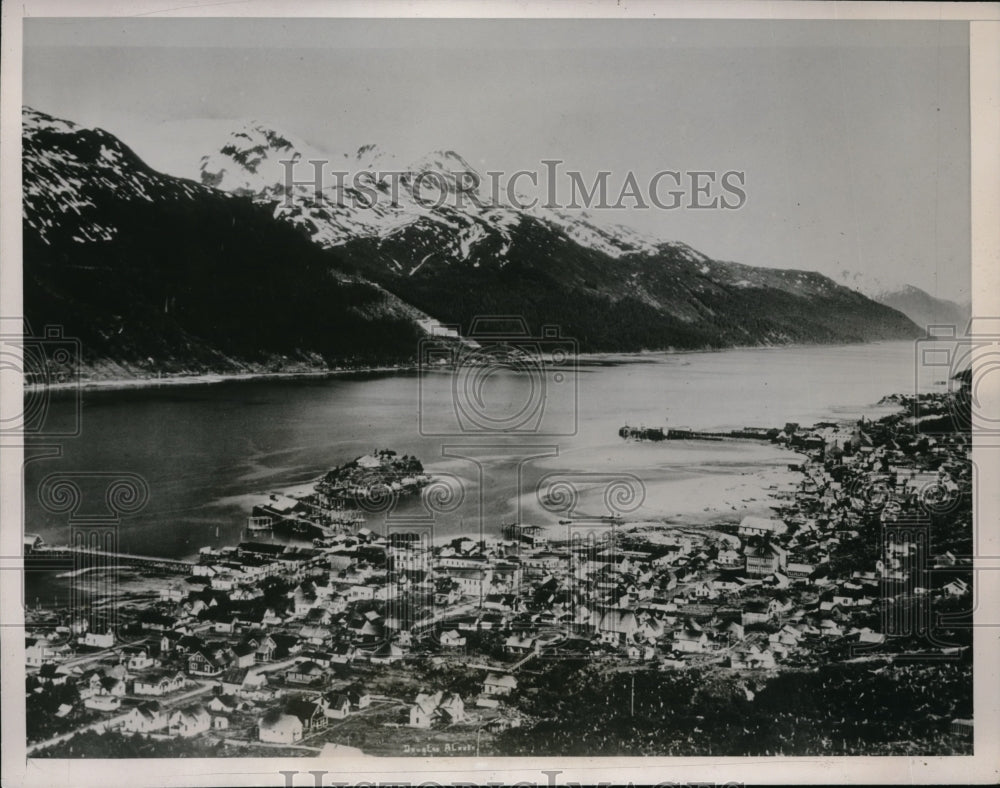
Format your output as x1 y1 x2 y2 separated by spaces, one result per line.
1 2 997 786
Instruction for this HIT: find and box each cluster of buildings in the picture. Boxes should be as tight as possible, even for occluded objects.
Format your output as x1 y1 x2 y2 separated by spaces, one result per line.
25 407 971 751
251 451 429 540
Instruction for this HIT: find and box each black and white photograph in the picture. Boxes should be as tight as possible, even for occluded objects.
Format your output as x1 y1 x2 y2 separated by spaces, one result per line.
1 2 998 786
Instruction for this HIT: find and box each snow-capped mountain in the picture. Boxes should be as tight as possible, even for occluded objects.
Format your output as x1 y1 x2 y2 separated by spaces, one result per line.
197 122 672 265
21 107 456 378
23 107 203 246
200 127 511 260
22 107 923 377
197 122 310 195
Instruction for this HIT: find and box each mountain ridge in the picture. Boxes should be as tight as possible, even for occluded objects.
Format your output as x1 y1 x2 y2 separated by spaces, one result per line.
22 107 922 379
872 285 971 334
22 107 447 380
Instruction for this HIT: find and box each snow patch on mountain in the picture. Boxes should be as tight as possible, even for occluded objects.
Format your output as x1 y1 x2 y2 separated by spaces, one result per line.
23 106 201 245
196 120 679 268
198 121 328 196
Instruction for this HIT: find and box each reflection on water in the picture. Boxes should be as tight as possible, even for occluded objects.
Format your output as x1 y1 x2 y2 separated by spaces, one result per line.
24 341 922 561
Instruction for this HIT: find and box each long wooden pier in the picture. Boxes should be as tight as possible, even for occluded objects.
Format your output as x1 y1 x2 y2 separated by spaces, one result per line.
27 545 195 574
620 425 776 443
664 428 774 442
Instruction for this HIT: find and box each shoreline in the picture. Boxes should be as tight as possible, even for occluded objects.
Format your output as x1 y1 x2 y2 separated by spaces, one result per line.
574 338 888 362
533 458 804 544
27 363 421 394
23 339 904 394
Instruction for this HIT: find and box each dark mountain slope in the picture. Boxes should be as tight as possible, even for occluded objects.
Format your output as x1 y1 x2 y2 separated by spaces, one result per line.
199 118 921 352
22 108 432 378
334 217 921 351
22 107 922 381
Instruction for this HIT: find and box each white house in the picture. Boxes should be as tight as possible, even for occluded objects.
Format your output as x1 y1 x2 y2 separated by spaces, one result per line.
483 673 517 697
408 691 465 728
716 547 743 568
83 694 121 712
168 704 211 737
80 629 115 649
121 701 167 734
258 712 303 744
133 670 186 697
207 695 240 714
439 629 467 648
323 693 351 720
438 692 465 723
672 623 709 653
25 636 72 668
123 646 156 672
745 543 789 577
504 634 538 654
348 687 371 709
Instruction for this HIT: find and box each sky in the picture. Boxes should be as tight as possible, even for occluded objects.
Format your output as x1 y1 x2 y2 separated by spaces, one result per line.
22 18 971 302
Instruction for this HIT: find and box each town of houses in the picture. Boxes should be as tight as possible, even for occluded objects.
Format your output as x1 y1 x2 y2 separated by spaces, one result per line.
23 401 973 755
